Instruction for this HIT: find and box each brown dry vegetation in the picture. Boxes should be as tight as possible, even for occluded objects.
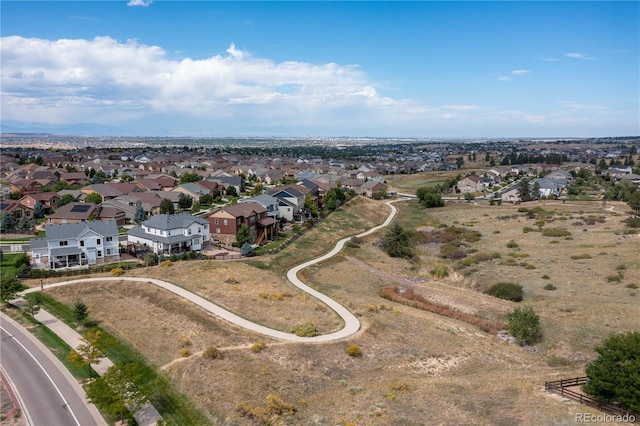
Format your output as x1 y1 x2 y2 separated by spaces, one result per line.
32 194 640 425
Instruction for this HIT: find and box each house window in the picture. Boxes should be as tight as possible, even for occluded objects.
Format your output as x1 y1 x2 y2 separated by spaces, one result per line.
59 241 68 246
106 236 113 242
223 219 228 225
198 227 201 233
216 228 220 234
214 218 219 224
192 238 200 245
188 229 192 235
97 238 101 245
106 248 112 255
80 240 85 247
97 250 102 257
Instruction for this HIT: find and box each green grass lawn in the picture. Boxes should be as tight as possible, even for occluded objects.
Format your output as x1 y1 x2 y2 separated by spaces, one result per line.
1 253 25 282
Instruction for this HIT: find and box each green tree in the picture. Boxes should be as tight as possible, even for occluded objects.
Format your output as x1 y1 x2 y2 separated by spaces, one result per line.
199 193 213 205
133 201 147 223
249 183 264 197
178 193 193 210
24 295 41 317
381 222 416 259
33 201 45 219
16 214 33 234
324 189 337 210
518 178 532 202
226 185 238 198
0 276 23 302
505 305 541 345
464 193 475 202
626 191 640 217
159 198 175 215
236 224 252 247
190 200 201 214
85 192 103 204
74 300 89 322
57 194 77 208
416 186 444 208
89 363 149 424
1 213 16 232
584 331 640 413
179 171 202 184
68 329 104 379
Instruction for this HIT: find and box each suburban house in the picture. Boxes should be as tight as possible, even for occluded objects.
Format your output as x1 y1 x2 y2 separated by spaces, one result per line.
532 178 562 198
127 213 210 254
0 199 31 220
457 176 485 194
48 202 99 224
361 180 387 198
30 220 120 270
268 186 306 220
207 202 277 245
20 192 61 215
240 194 280 220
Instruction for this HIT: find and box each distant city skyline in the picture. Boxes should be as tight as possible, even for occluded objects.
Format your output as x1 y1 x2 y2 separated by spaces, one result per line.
1 1 638 138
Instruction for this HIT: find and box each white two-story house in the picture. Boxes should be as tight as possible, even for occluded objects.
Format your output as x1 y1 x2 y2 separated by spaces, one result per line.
127 213 209 255
30 220 120 270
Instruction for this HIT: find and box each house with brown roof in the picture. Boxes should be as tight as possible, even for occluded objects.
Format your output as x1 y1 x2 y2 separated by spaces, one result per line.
59 172 90 185
457 175 485 194
20 192 61 214
207 202 277 245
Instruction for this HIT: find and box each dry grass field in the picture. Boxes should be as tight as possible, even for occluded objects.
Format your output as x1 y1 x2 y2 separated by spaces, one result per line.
35 194 639 425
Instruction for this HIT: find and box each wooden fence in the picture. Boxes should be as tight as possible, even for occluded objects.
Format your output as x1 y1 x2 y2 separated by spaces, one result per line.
545 377 638 422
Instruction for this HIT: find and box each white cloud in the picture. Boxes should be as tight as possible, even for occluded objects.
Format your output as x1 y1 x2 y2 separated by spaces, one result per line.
497 75 511 82
564 52 596 60
127 0 153 7
511 69 530 75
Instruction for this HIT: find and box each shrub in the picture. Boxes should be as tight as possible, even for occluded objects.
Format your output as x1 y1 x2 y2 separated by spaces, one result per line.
439 243 467 260
606 274 621 283
110 267 124 276
179 348 191 357
542 228 571 237
486 282 523 302
505 305 542 345
625 283 638 289
543 283 557 291
290 322 320 337
522 226 533 233
346 344 362 358
541 274 550 280
202 346 223 359
160 260 173 267
179 337 192 348
524 264 536 270
251 341 266 353
547 356 574 367
570 253 592 260
506 240 519 249
430 263 449 279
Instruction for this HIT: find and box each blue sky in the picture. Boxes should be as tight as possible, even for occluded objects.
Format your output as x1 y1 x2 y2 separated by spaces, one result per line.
1 1 638 138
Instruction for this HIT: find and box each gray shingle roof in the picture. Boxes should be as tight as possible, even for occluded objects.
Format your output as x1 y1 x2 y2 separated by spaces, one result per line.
127 225 194 245
142 213 208 230
44 220 119 240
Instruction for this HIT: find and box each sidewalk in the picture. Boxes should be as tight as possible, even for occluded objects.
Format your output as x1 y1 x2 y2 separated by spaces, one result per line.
11 298 162 426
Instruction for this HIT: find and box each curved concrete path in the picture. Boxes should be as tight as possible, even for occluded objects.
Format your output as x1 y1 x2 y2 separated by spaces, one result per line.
23 200 400 343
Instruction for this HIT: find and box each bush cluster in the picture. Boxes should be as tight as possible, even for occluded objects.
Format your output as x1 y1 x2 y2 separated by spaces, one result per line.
346 344 362 358
486 282 523 302
290 322 320 337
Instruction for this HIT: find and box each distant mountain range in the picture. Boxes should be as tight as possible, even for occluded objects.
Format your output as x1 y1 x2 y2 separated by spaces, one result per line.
0 120 124 136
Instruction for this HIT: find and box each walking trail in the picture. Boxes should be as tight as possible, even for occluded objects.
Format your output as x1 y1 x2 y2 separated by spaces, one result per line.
15 199 401 424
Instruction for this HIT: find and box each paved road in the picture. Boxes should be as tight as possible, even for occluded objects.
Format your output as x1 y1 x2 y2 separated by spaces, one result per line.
0 313 106 426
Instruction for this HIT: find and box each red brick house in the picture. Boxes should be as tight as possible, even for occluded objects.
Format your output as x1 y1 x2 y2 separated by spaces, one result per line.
207 202 277 245
20 192 61 214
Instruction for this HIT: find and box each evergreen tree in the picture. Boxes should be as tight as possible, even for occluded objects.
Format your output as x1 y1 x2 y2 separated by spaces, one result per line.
1 213 16 233
33 201 45 219
381 222 416 259
133 201 147 223
178 193 193 210
518 178 532 202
